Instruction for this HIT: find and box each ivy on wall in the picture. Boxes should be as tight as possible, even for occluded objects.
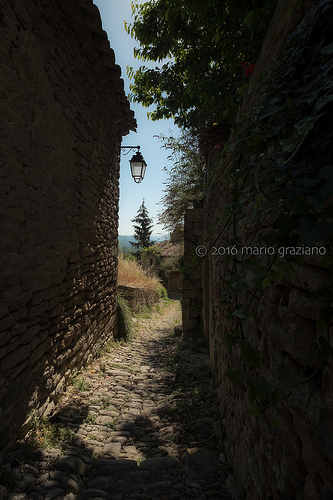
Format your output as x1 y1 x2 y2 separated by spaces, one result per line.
211 0 333 415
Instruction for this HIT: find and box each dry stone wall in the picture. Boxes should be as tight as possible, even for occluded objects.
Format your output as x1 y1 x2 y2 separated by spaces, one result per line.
205 200 333 499
182 208 203 336
0 0 135 451
118 285 161 314
202 1 333 498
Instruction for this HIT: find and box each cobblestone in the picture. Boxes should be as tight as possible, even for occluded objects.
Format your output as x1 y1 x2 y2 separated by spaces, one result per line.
1 300 232 499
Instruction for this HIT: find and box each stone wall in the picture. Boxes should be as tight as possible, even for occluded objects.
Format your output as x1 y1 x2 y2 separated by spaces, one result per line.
203 1 333 498
118 285 161 314
182 208 203 336
0 0 135 451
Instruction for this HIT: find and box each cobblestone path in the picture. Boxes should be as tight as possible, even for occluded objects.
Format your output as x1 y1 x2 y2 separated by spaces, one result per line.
1 299 232 500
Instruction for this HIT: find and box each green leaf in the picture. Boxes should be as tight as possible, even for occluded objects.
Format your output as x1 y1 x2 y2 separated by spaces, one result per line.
253 269 269 288
262 277 272 287
295 115 321 136
224 329 241 349
232 308 248 319
241 341 263 368
279 137 295 153
226 274 247 293
219 290 232 306
320 42 333 55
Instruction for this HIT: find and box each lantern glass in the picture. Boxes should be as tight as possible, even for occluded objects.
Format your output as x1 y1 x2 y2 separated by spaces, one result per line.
129 152 147 183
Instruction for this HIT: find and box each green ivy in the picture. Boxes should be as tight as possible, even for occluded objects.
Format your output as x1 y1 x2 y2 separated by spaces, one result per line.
212 0 333 415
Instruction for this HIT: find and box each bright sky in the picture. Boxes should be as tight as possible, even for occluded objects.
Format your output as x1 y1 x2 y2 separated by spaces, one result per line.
93 0 180 237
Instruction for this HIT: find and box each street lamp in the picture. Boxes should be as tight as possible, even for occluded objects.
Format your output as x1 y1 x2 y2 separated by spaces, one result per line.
120 146 147 183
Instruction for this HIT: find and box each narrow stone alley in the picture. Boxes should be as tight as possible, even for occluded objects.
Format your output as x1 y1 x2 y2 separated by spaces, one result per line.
1 299 233 500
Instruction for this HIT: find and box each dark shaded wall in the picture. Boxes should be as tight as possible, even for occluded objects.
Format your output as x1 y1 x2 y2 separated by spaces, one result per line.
0 0 135 450
182 208 203 336
202 1 333 498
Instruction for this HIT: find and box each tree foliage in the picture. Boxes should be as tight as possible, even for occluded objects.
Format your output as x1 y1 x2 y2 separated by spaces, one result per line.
130 199 154 252
157 130 205 229
126 0 278 129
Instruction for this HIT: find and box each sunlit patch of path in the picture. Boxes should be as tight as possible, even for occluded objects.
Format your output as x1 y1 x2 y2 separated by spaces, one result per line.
2 299 232 500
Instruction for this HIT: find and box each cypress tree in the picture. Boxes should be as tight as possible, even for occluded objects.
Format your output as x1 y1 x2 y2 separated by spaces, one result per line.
130 199 154 253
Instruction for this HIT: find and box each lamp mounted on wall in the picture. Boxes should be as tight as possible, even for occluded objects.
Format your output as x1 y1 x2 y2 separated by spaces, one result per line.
120 145 147 183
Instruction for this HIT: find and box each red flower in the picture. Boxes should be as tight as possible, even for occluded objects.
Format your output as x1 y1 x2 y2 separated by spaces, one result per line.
246 63 256 76
242 62 255 77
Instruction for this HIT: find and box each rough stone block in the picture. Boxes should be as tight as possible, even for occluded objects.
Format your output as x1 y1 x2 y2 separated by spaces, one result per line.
30 337 53 366
0 0 128 456
288 287 322 320
20 324 40 345
1 344 31 371
0 331 11 348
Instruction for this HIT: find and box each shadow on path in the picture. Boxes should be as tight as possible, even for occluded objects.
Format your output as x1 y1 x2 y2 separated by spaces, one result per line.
0 300 233 500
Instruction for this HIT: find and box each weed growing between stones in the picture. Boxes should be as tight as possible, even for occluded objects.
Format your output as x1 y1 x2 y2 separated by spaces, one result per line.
108 361 133 373
23 410 75 450
83 413 97 425
100 360 107 375
134 303 154 319
105 416 118 429
68 369 89 392
100 396 112 408
116 294 134 341
98 338 125 357
165 351 182 373
3 300 233 500
156 297 176 316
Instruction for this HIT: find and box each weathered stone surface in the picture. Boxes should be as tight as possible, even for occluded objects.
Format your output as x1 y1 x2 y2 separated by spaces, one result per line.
92 459 137 475
118 285 160 313
288 287 322 320
182 208 203 336
55 456 86 476
103 442 122 457
199 1 333 498
182 448 221 481
1 301 233 500
1 344 31 371
0 486 8 500
174 325 183 336
139 456 179 471
79 489 107 499
0 0 134 450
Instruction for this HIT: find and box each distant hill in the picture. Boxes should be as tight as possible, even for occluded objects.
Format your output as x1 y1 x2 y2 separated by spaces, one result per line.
118 235 168 254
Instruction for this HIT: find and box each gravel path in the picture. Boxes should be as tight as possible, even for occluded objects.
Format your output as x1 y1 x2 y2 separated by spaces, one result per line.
1 299 232 500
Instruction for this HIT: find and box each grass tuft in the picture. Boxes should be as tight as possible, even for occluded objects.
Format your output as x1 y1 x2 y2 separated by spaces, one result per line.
116 294 134 341
118 254 162 291
23 410 75 450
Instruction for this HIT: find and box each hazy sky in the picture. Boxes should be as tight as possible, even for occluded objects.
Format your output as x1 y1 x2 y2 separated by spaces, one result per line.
93 0 180 236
